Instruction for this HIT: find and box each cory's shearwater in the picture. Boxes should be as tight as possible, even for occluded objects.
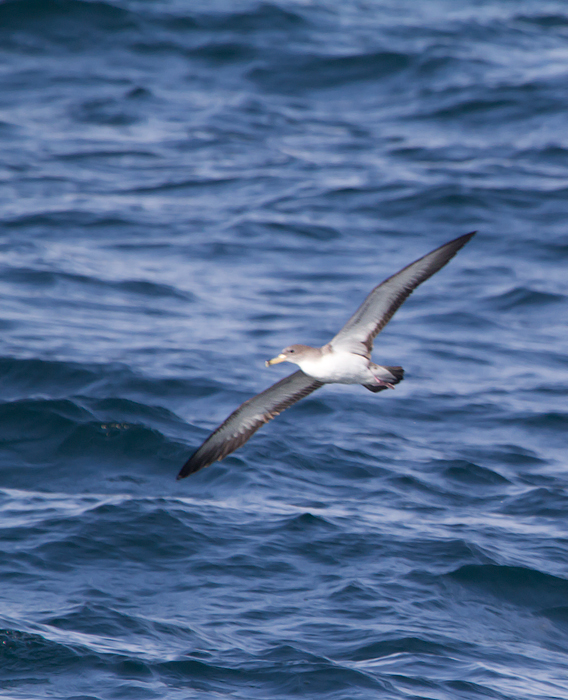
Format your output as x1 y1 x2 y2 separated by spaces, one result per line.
177 232 475 479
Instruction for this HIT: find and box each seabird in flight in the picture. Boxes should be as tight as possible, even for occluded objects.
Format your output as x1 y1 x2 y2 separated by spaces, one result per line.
177 232 475 479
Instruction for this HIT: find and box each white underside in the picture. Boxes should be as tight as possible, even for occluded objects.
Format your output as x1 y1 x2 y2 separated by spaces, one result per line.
296 351 376 384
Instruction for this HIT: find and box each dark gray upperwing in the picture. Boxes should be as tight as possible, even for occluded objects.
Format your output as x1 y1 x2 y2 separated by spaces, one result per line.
330 232 476 357
177 370 324 479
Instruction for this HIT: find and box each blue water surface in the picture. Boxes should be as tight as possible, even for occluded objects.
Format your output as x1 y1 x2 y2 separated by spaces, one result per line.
1 1 568 698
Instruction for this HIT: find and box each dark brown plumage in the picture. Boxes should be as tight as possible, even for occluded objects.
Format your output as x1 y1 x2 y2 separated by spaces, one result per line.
178 370 323 478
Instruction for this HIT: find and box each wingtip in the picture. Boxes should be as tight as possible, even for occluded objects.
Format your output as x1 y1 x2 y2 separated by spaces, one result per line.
442 230 477 256
176 456 197 480
452 230 476 245
176 461 199 480
177 451 212 480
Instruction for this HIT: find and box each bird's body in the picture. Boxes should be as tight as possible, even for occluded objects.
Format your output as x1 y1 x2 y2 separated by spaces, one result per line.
177 232 476 479
276 345 372 384
298 347 363 384
271 343 402 388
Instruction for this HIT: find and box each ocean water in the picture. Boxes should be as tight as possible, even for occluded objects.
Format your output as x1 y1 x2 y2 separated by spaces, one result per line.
1 0 568 697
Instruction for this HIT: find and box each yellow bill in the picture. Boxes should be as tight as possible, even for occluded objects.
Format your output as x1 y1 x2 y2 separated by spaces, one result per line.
265 354 287 367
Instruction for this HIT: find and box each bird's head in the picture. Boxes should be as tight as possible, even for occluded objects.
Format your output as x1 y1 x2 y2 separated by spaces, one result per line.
266 344 309 367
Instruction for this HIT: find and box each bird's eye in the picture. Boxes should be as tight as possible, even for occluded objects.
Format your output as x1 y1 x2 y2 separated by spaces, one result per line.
289 348 295 353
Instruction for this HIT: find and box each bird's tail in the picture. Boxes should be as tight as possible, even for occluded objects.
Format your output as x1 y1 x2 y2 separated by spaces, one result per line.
384 365 404 383
363 365 404 393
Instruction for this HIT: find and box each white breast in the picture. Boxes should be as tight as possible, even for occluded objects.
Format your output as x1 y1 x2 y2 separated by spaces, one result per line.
297 351 370 384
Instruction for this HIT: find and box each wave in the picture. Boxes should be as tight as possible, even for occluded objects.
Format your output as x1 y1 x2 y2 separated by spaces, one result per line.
0 0 137 51
250 51 411 93
449 564 568 610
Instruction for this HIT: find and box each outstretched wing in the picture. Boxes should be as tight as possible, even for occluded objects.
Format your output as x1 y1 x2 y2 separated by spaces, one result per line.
177 370 324 479
330 232 476 357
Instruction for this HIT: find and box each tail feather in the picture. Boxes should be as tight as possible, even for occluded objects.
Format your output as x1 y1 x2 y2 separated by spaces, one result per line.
363 383 389 393
363 365 404 393
385 365 404 382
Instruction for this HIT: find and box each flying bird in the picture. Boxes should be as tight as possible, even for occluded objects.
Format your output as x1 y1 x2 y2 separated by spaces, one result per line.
177 232 475 479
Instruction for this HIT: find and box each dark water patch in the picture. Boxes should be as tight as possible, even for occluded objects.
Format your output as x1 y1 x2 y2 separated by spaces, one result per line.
28 505 199 568
1 267 192 302
0 0 138 52
485 286 565 311
416 81 566 123
130 38 191 58
250 50 411 93
393 395 498 426
449 565 568 610
284 396 333 418
515 13 568 29
277 511 338 537
329 579 382 608
45 603 151 637
515 143 568 166
385 472 449 504
540 606 568 632
0 391 187 486
189 549 298 582
0 120 19 135
0 357 100 400
419 310 495 332
360 183 488 223
0 627 83 674
500 487 568 517
0 397 92 449
440 460 510 487
119 375 220 406
188 40 257 65
58 149 159 163
126 86 152 100
388 142 479 163
442 679 510 699
1 267 58 288
385 465 508 510
159 649 388 697
466 443 546 471
0 357 208 408
154 2 308 36
125 176 238 195
345 635 452 662
117 279 192 301
80 397 182 432
71 97 140 127
202 3 308 33
255 220 341 241
413 51 491 86
2 210 140 234
509 410 568 431
0 318 17 332
403 539 493 574
55 417 178 469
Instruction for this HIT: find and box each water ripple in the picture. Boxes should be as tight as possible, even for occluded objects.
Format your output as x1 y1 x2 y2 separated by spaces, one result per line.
1 0 568 698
